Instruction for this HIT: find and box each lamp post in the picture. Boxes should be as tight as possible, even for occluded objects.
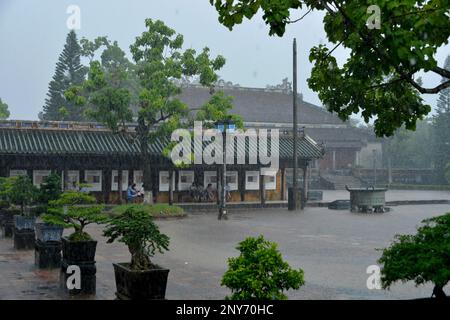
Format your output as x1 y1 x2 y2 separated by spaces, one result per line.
216 119 235 220
373 149 377 187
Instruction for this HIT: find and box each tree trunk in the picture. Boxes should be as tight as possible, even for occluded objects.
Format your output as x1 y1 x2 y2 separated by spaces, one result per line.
432 285 447 299
138 118 154 204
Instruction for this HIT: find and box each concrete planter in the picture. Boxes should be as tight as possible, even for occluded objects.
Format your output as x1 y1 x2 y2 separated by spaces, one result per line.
35 223 63 242
60 237 97 296
14 215 36 231
113 263 169 300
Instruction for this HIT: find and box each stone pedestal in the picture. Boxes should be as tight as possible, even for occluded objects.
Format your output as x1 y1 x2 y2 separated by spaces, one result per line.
13 228 35 250
35 240 62 269
60 260 96 296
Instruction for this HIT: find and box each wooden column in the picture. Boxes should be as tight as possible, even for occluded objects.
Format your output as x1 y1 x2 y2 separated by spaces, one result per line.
281 167 285 201
260 172 266 206
63 169 69 191
168 169 173 205
303 165 309 207
216 166 221 205
117 169 123 204
102 169 111 204
239 168 245 202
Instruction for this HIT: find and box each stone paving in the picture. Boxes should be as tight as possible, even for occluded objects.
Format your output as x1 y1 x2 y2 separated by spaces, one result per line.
1 197 450 300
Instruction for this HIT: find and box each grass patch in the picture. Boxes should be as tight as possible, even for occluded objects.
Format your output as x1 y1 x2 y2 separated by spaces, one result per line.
109 203 185 218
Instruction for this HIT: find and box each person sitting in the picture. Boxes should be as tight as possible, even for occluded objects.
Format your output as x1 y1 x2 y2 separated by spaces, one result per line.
127 183 138 203
206 183 216 202
189 182 198 202
225 183 232 201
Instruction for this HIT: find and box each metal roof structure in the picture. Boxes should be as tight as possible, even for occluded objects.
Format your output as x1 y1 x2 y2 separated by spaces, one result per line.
0 124 324 160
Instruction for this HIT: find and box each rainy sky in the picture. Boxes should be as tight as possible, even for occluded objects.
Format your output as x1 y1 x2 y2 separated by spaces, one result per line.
0 0 448 121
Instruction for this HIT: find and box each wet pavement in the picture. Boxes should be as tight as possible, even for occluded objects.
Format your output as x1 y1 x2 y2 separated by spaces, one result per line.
1 200 450 300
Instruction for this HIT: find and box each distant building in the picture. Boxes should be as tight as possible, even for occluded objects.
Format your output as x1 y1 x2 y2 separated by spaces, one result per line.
179 85 381 173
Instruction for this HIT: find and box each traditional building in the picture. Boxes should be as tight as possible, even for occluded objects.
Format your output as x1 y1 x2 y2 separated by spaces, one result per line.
0 120 324 204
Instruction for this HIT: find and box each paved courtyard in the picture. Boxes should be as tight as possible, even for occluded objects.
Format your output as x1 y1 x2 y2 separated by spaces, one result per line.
1 199 450 299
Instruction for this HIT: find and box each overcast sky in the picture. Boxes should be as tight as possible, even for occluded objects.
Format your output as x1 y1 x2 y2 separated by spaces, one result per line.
0 0 448 121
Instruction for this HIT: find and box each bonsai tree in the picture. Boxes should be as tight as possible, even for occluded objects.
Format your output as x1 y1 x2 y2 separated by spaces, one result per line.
39 173 62 204
42 190 107 241
378 213 450 299
34 173 62 217
221 235 305 300
103 206 170 270
4 176 38 215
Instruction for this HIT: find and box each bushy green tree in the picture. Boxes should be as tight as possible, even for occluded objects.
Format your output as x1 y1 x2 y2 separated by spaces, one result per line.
39 173 62 204
210 0 450 137
383 119 433 169
42 30 86 121
0 98 10 119
378 213 450 299
42 190 107 241
67 19 228 203
103 206 170 270
3 176 38 215
222 235 305 300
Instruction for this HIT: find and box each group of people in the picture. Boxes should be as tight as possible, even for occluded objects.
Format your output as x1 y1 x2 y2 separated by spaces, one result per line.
189 182 231 202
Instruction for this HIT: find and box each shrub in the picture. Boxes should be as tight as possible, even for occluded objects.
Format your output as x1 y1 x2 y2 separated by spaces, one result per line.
221 235 305 300
378 212 450 299
103 206 170 270
3 176 38 215
42 190 107 241
110 203 184 217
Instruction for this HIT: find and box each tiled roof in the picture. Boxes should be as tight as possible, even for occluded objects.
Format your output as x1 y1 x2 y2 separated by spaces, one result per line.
178 86 344 125
0 127 323 160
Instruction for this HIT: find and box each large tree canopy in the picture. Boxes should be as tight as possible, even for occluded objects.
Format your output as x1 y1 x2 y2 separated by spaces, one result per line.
66 19 239 203
210 0 450 136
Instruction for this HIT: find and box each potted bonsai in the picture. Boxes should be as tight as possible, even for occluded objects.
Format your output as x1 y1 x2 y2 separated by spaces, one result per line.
42 190 107 295
6 176 38 232
103 206 170 300
35 173 64 243
3 176 38 248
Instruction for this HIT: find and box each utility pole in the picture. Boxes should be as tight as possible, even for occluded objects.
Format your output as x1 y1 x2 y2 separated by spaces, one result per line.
373 149 377 187
289 38 300 210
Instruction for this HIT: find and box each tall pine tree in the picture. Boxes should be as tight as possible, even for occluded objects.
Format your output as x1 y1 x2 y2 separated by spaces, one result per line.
42 30 86 121
432 55 450 182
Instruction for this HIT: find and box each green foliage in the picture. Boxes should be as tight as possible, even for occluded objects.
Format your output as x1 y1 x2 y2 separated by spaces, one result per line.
38 172 62 204
195 91 244 129
445 163 450 185
42 30 86 121
42 190 107 241
221 235 305 300
383 119 433 168
378 213 450 298
431 55 450 180
0 98 10 119
103 206 170 270
2 176 39 215
67 19 232 195
210 0 450 137
111 203 184 217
